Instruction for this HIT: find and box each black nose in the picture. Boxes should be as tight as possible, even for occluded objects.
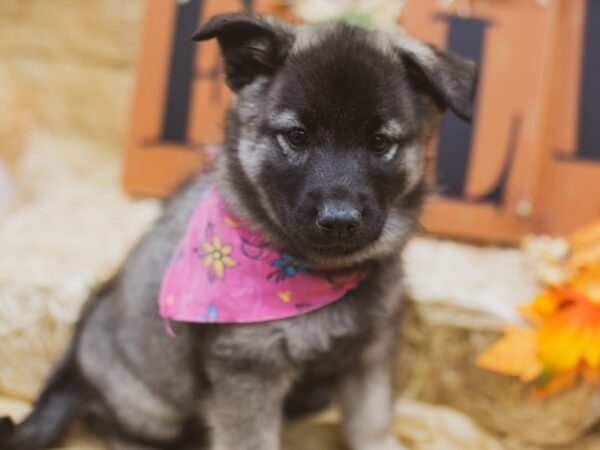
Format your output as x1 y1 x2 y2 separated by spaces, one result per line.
316 201 362 238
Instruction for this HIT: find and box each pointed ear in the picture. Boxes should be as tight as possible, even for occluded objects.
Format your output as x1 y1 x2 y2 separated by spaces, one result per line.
396 36 478 122
193 13 294 92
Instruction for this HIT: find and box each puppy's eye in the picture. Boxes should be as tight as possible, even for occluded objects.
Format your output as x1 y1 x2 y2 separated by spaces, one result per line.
286 128 308 148
370 135 393 154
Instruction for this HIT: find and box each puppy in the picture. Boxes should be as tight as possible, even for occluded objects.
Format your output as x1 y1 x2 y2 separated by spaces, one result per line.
0 13 476 450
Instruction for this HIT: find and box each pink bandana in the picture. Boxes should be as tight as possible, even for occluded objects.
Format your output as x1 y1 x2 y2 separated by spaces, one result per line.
159 186 365 324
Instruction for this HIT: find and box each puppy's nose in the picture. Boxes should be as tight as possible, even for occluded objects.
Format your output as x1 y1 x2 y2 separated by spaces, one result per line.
316 201 362 237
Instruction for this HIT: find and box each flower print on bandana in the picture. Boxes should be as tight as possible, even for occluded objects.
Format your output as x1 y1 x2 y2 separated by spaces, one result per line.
199 235 237 281
195 303 219 323
240 236 273 261
268 254 311 282
159 186 366 325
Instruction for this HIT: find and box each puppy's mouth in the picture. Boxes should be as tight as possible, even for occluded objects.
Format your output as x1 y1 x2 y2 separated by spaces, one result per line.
303 241 368 258
288 227 384 260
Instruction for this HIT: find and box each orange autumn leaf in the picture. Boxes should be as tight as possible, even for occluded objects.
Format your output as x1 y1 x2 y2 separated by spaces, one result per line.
477 326 544 382
537 286 600 372
581 365 600 383
527 290 562 318
532 369 577 398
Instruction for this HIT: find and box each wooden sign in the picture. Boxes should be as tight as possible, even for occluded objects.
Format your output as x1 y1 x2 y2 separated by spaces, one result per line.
123 0 599 242
123 0 271 196
402 0 599 242
403 0 556 242
534 0 600 236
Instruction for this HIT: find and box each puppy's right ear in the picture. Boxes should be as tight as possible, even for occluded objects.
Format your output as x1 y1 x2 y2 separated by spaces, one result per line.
193 13 294 92
395 35 478 122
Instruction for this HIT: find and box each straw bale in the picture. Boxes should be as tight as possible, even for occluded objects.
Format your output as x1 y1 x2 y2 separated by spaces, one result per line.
0 129 161 400
0 0 141 67
0 0 142 145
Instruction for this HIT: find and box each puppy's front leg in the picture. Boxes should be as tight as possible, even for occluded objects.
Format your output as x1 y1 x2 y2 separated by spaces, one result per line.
205 361 294 450
340 323 405 450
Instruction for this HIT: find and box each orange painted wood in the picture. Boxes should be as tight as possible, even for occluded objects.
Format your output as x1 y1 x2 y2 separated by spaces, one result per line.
403 0 562 243
533 0 600 235
122 0 272 197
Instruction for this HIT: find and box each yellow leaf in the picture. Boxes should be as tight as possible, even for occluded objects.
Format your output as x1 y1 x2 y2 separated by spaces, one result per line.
477 326 544 382
530 291 561 318
536 287 600 371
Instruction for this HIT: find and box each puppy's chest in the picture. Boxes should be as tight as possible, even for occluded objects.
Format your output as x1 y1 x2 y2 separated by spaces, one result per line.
204 266 402 373
282 293 379 365
290 269 402 362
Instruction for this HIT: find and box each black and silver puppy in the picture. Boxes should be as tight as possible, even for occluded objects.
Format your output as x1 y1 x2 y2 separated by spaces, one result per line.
0 13 476 450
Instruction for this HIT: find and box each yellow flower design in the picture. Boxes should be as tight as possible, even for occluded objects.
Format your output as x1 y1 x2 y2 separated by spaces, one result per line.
277 291 292 303
202 236 237 279
223 216 240 228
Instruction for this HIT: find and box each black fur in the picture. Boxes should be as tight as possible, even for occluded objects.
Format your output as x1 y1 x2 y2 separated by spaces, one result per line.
193 13 294 91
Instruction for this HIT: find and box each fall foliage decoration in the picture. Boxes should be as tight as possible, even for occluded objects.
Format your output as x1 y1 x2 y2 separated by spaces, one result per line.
477 221 600 396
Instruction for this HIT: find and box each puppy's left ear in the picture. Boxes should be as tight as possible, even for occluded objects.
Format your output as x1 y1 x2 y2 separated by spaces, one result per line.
396 36 478 122
193 13 294 92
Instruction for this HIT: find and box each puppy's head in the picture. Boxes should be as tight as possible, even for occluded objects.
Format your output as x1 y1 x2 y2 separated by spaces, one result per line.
194 14 477 266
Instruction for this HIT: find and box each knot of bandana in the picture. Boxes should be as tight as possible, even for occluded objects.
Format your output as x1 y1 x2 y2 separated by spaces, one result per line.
159 186 366 324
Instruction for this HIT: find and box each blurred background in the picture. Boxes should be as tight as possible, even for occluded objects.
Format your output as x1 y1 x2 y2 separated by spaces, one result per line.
0 1 599 449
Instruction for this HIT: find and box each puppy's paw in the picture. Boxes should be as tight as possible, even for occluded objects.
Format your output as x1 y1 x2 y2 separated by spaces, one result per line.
353 435 407 450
